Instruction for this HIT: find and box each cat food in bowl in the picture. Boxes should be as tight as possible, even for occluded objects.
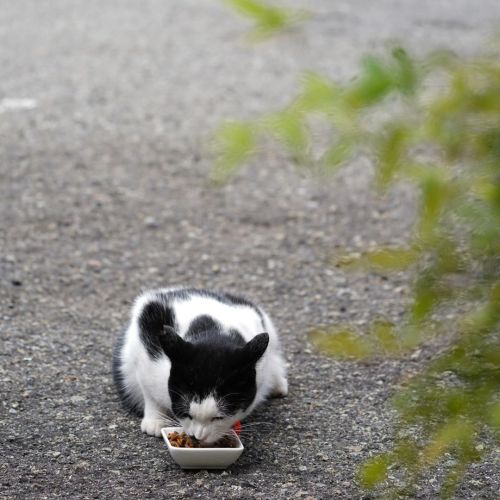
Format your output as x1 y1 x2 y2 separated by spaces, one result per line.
161 427 244 469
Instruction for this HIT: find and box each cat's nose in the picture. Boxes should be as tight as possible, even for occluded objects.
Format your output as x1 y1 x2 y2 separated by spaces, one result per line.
194 430 205 441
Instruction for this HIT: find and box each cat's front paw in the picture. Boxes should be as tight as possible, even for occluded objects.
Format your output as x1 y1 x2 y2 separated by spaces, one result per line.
140 418 165 437
270 377 288 398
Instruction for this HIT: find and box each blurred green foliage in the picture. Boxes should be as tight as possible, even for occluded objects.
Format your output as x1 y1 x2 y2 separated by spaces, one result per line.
215 6 500 495
223 0 307 39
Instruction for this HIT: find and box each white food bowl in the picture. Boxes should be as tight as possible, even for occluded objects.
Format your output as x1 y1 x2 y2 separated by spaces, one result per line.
161 427 244 470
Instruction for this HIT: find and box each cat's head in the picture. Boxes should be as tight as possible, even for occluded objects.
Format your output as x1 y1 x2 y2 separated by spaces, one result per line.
159 326 269 444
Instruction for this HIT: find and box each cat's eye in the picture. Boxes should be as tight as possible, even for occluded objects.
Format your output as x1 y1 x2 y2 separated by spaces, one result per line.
181 413 192 420
211 416 224 421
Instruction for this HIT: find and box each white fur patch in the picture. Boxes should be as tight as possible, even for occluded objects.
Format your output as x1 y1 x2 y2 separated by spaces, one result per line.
180 395 225 442
190 396 219 422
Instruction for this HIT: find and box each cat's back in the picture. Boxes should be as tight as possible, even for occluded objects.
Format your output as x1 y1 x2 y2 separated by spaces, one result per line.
140 288 267 341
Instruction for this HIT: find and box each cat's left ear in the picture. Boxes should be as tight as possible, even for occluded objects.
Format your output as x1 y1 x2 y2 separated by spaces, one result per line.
159 325 190 362
240 332 269 365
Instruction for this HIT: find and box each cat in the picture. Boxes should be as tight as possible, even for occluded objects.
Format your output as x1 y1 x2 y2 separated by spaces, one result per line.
112 287 288 444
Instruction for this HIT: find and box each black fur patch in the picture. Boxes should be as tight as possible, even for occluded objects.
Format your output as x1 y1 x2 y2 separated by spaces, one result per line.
228 329 246 346
112 328 144 417
139 300 176 359
185 315 221 341
168 331 269 419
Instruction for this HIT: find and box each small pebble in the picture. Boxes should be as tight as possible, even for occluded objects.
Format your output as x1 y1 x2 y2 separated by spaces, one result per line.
87 260 102 271
144 216 159 228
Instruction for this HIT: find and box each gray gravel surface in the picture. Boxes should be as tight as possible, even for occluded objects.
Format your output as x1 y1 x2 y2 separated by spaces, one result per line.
1 1 499 499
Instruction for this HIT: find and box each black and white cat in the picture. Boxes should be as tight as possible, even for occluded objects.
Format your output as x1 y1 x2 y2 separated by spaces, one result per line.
113 287 288 444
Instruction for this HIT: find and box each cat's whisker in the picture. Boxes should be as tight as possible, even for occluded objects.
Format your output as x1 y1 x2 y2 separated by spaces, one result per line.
236 430 261 437
239 422 273 429
156 413 176 423
169 388 191 405
157 416 179 426
236 426 261 433
154 409 181 426
219 392 242 400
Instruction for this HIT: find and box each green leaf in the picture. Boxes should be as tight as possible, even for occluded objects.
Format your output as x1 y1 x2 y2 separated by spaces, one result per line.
309 327 372 359
335 247 419 271
359 454 392 489
223 0 308 39
439 460 467 500
212 121 256 184
262 110 308 161
346 56 394 107
297 72 339 112
370 319 401 354
417 173 453 242
393 438 419 467
376 123 411 188
410 271 447 323
321 138 354 171
398 324 431 350
422 420 473 465
488 401 500 430
392 47 419 95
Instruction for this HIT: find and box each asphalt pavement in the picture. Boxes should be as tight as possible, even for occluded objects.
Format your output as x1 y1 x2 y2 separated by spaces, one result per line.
1 1 499 498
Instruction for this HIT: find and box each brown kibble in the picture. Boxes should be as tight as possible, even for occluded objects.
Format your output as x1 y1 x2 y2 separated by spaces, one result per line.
167 431 236 448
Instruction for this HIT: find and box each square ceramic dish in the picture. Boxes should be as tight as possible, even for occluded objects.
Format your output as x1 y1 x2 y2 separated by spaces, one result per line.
161 427 244 469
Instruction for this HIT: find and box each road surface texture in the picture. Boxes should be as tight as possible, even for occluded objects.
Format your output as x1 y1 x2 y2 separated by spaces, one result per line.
1 1 499 498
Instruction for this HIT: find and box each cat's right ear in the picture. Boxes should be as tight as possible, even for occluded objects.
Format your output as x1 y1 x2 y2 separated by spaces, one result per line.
138 301 187 361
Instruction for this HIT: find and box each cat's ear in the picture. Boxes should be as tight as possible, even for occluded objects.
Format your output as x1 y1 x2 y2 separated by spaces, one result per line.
240 332 269 365
158 325 189 362
138 301 187 361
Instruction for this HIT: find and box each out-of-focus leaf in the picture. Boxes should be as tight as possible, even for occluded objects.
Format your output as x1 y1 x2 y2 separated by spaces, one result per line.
410 271 450 323
297 72 339 112
359 454 392 489
439 460 467 500
422 420 473 465
322 138 354 171
346 56 394 108
335 247 419 271
224 0 308 39
366 247 420 270
398 324 431 350
392 47 419 95
488 401 500 430
417 173 453 242
457 200 500 256
394 438 420 467
262 110 308 161
472 180 500 204
443 390 468 417
309 327 372 359
376 123 411 188
423 49 459 73
370 319 401 354
212 121 256 184
490 281 500 308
